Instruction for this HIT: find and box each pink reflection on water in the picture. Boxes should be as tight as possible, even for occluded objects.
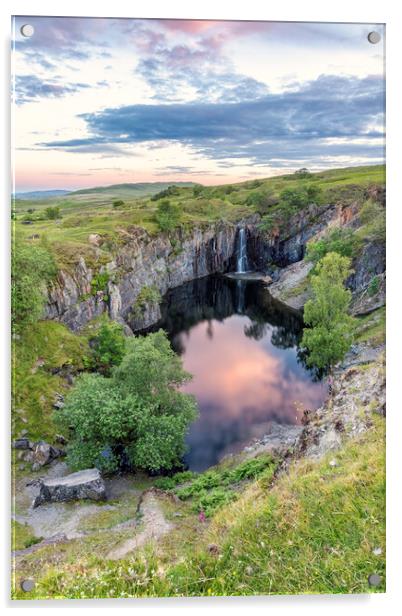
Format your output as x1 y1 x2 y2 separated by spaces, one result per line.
180 315 326 428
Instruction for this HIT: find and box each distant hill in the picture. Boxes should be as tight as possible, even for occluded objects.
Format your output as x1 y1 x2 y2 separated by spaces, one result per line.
14 190 71 200
70 182 197 198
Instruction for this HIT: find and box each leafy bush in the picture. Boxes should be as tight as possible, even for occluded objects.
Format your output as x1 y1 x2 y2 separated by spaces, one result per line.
302 252 356 370
154 199 181 232
56 330 198 473
90 271 110 295
45 206 61 220
245 190 277 212
175 456 276 513
153 477 177 490
294 167 312 178
12 242 57 332
154 470 196 490
193 487 236 517
306 227 362 266
112 200 124 208
222 456 275 483
280 184 322 209
151 186 180 201
260 185 322 232
90 320 126 375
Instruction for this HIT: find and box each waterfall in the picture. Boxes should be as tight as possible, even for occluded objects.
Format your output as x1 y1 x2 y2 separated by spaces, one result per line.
236 227 249 273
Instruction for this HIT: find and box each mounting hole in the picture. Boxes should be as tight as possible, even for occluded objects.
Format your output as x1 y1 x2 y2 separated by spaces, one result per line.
20 24 34 38
368 31 381 44
20 578 35 592
368 573 382 587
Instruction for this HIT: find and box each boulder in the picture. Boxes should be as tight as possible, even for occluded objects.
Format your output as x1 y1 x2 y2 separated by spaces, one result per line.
88 233 102 246
13 438 32 450
26 441 65 470
52 393 65 410
33 468 106 508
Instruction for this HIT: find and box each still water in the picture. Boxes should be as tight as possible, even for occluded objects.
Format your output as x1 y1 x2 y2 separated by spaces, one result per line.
155 275 327 471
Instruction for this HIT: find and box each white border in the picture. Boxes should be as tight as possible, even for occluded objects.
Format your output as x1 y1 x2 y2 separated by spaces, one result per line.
1 1 400 614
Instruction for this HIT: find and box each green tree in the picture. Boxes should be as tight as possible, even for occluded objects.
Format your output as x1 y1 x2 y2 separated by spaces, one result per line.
112 199 124 208
294 167 311 178
56 330 198 473
45 206 61 220
155 199 181 232
90 320 126 375
301 252 356 370
12 243 57 332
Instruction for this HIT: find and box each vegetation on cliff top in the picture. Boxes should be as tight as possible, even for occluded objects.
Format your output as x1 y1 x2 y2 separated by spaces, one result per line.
13 165 384 271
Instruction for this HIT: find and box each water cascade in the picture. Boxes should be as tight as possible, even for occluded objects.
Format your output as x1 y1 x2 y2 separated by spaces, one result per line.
236 227 249 273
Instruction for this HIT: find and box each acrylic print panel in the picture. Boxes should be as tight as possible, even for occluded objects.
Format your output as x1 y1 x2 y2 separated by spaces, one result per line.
11 16 385 599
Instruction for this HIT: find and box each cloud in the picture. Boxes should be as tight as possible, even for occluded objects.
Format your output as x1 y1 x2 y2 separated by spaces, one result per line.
154 165 215 176
14 74 90 104
41 74 384 166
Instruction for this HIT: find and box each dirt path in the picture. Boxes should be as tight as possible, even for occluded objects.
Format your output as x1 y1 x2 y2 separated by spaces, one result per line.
107 489 173 560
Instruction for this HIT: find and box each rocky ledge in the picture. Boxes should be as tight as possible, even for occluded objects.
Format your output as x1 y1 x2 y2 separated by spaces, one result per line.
297 344 385 460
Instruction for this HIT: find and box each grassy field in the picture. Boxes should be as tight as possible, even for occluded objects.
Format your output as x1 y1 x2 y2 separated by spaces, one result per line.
12 413 385 599
13 165 385 271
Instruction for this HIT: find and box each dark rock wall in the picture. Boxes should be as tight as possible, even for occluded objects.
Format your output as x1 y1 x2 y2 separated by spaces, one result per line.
44 198 385 331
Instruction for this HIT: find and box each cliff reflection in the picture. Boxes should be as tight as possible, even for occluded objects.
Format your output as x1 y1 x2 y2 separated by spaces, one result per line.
154 275 326 471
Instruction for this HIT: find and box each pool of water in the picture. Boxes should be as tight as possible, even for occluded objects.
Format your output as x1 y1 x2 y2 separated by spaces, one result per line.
154 275 327 471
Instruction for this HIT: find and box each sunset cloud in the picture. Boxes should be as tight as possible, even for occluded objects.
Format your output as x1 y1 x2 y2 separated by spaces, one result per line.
41 74 384 167
12 17 385 190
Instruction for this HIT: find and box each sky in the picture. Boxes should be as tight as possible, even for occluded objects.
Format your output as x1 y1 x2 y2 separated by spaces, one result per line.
12 17 385 191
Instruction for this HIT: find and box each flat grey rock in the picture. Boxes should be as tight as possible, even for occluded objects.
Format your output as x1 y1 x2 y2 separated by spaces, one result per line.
33 468 106 508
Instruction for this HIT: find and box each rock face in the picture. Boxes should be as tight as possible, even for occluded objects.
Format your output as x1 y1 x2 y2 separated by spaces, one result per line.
45 220 243 332
32 468 106 508
268 260 314 310
243 423 304 457
296 345 385 460
128 299 162 332
247 203 337 271
43 192 385 331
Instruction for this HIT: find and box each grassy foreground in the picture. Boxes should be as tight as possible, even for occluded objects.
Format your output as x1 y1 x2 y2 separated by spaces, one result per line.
13 416 385 599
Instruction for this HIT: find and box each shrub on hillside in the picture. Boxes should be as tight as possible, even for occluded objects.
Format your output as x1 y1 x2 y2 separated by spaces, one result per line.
12 242 57 332
56 330 198 473
306 227 362 266
45 206 61 220
259 185 322 232
154 199 181 232
90 320 126 376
